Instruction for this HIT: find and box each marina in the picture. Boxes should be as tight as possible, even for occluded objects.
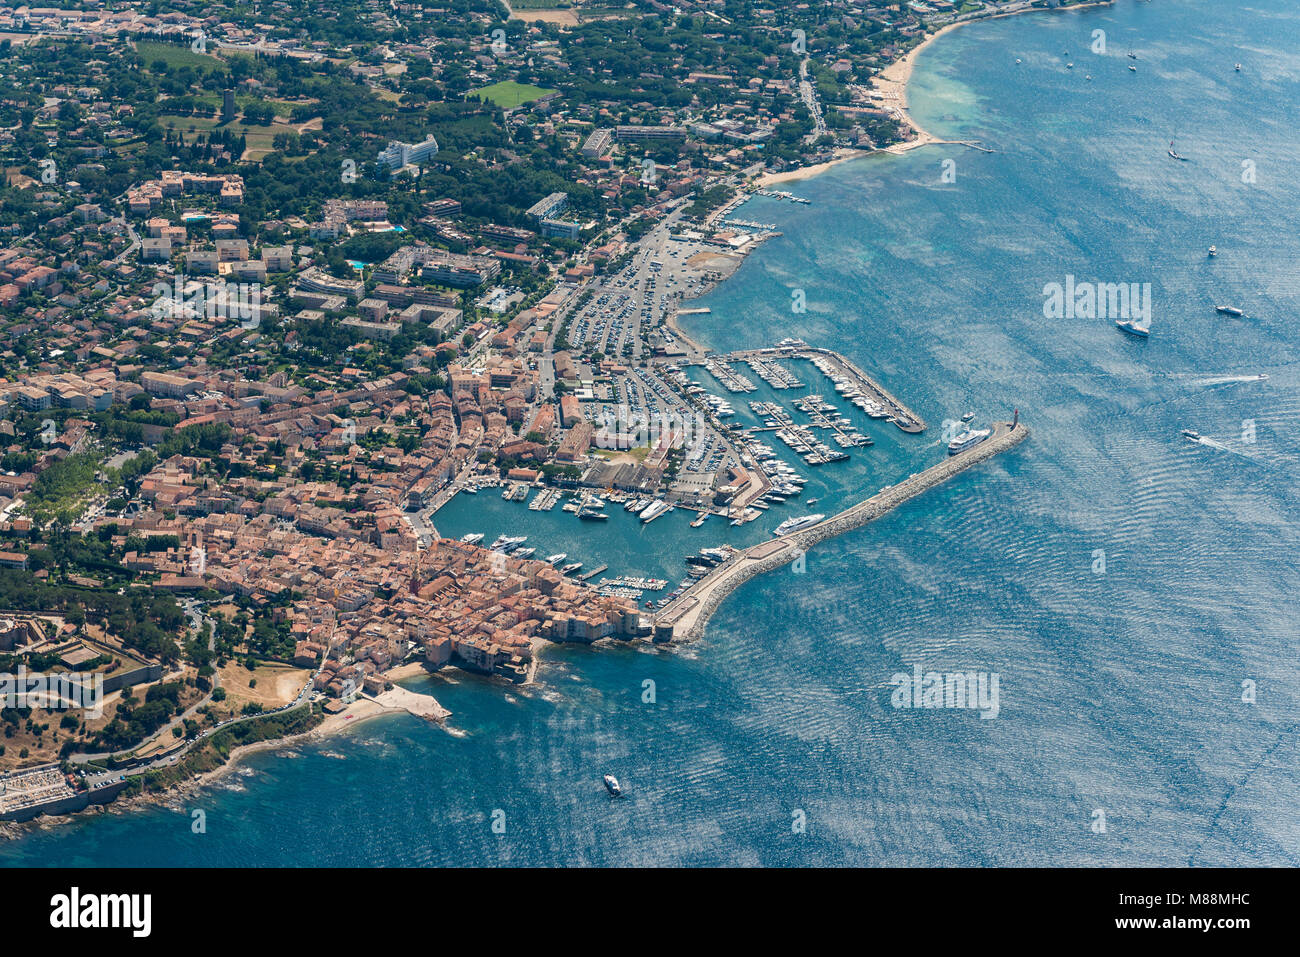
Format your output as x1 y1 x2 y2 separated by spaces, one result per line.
528 488 563 511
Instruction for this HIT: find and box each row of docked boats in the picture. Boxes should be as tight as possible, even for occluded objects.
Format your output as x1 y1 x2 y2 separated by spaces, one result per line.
463 532 585 576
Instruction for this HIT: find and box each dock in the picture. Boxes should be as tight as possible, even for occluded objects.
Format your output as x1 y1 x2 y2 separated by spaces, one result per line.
578 564 608 582
654 420 1028 641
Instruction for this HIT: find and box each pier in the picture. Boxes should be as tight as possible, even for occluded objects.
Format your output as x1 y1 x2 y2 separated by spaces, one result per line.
653 420 1029 641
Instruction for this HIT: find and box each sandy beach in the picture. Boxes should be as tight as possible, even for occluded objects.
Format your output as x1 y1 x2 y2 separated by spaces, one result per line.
755 148 872 187
870 21 970 152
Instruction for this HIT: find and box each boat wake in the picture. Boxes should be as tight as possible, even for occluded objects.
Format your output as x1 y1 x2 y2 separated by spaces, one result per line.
1189 374 1270 388
1189 436 1264 463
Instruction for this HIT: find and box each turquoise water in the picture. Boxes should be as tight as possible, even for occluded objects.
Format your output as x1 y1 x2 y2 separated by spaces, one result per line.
6 0 1300 866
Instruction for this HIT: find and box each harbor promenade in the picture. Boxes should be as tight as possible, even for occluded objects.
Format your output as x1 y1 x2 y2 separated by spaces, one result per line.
655 420 1029 641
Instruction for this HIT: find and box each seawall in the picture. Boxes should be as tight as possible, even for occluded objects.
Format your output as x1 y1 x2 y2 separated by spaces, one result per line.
656 420 1029 641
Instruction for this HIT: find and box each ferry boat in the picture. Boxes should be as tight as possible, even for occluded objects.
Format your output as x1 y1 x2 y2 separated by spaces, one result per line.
771 513 826 537
1115 319 1150 338
947 428 991 455
603 774 623 798
459 532 484 545
1181 429 1202 441
1216 305 1244 317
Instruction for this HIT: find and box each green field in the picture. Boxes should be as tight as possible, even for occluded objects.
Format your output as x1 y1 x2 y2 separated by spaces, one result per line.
135 41 224 73
469 81 557 110
159 114 300 160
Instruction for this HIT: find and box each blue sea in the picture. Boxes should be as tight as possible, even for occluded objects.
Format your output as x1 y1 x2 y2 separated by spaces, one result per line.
5 0 1299 866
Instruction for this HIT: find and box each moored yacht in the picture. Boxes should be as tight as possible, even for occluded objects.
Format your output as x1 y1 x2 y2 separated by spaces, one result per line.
947 428 991 455
772 513 826 536
1115 319 1150 338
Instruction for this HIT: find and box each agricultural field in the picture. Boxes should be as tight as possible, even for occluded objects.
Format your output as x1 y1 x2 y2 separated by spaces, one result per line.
158 113 303 161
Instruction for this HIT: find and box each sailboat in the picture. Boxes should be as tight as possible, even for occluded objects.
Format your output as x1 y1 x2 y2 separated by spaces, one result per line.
1168 139 1187 161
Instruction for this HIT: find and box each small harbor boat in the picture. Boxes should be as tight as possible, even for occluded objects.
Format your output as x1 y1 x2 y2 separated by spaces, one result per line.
1216 305 1244 317
1115 319 1151 338
1208 245 1217 257
603 774 624 798
1181 429 1202 441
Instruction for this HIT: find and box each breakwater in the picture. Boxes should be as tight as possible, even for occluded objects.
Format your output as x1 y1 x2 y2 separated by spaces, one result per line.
656 420 1028 641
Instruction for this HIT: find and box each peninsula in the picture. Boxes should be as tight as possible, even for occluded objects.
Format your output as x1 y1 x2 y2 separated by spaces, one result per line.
0 0 1057 821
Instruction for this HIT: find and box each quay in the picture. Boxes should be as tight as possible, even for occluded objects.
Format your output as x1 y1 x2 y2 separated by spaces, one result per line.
653 420 1028 642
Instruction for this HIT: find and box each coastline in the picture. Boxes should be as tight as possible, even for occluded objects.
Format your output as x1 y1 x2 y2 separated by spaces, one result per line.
4 5 1062 838
754 148 871 187
1 667 453 837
